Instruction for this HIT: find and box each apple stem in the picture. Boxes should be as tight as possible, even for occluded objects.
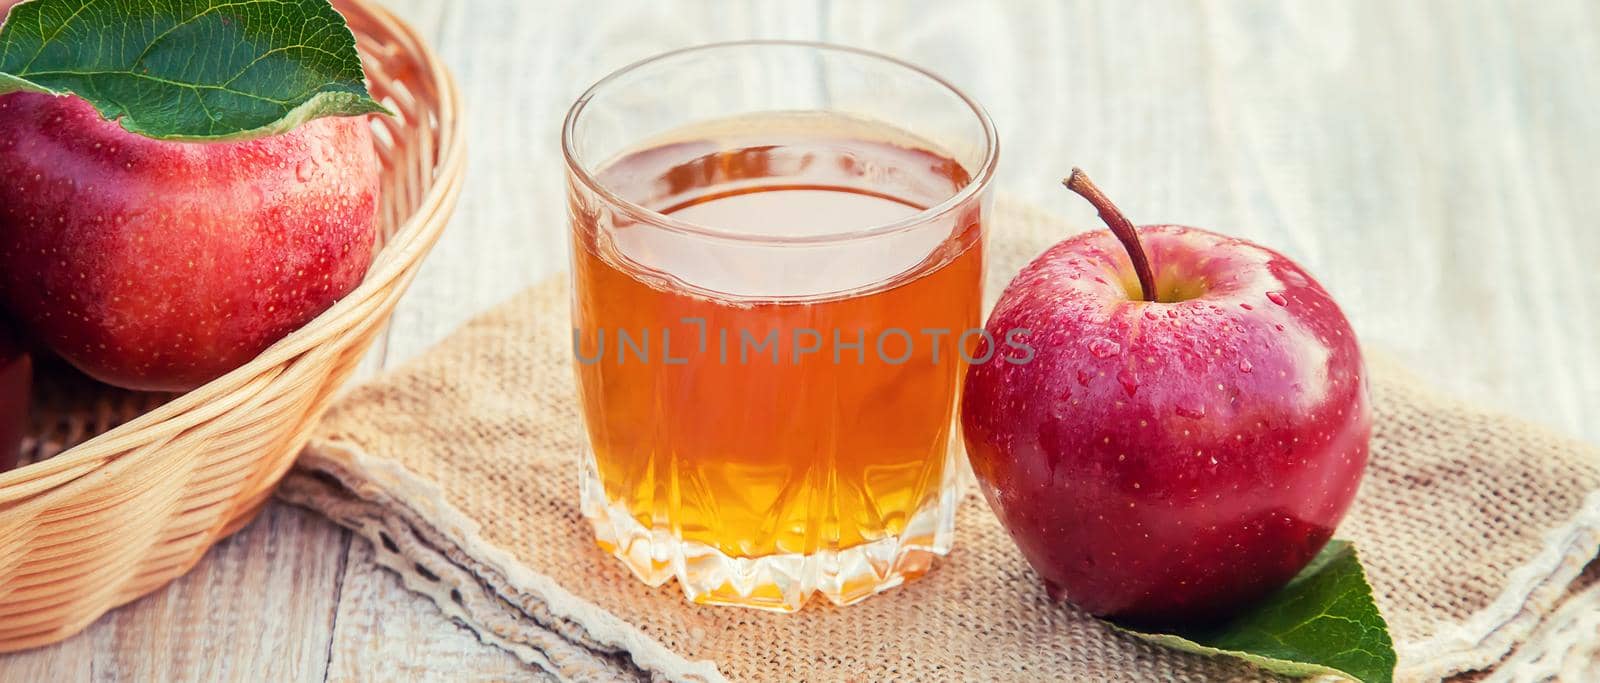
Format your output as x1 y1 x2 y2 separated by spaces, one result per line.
1063 169 1158 303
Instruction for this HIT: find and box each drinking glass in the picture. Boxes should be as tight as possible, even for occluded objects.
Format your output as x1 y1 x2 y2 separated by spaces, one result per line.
562 41 997 611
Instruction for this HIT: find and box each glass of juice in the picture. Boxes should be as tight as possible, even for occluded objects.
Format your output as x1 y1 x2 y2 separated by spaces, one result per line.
562 41 997 611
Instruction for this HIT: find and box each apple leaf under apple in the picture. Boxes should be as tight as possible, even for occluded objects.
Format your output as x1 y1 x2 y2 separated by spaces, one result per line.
0 0 388 141
1114 540 1396 682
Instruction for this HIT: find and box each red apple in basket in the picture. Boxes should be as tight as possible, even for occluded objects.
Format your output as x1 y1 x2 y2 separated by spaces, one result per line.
0 92 380 392
0 320 28 473
961 170 1371 625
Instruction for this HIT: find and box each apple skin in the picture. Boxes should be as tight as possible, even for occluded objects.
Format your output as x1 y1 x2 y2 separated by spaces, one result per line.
962 224 1370 625
0 320 29 473
0 93 379 392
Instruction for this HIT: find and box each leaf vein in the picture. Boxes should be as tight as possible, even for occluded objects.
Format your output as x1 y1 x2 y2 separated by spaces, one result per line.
129 0 302 66
24 67 302 105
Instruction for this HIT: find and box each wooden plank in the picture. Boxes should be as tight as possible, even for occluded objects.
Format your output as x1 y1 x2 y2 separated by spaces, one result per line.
322 534 535 682
0 505 349 683
835 0 1600 446
313 1 839 675
2 1 1598 680
372 0 829 364
0 625 93 682
89 506 349 682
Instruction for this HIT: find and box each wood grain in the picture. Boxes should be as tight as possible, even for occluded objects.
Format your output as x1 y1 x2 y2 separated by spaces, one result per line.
323 538 534 682
0 506 346 682
2 0 1596 680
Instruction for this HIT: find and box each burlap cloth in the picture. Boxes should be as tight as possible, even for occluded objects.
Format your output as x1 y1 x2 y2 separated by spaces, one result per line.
278 201 1600 682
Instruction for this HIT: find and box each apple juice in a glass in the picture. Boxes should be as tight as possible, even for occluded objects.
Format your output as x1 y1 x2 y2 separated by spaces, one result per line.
564 43 996 611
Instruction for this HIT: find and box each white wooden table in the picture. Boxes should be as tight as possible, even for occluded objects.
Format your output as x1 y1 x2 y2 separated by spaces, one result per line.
3 1 1597 679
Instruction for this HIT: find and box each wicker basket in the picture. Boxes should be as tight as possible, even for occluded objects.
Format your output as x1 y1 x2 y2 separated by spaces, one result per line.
0 0 463 652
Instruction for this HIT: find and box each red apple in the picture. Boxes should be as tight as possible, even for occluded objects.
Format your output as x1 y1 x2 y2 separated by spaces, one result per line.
962 170 1370 625
0 93 379 392
0 320 29 473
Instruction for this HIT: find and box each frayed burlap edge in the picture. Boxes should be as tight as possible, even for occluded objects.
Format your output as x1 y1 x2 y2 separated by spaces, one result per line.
280 437 1600 682
1396 489 1600 680
280 442 727 683
271 198 1600 681
1487 570 1600 681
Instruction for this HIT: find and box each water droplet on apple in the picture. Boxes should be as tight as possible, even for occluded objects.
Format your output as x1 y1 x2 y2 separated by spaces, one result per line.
1175 403 1207 419
1076 369 1092 386
1237 358 1253 373
1239 303 1253 311
1116 369 1138 397
1266 291 1289 306
1086 338 1121 359
296 159 317 182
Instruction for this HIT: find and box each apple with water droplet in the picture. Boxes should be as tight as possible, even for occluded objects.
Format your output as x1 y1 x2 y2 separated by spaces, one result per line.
961 169 1370 625
0 93 378 391
0 320 29 473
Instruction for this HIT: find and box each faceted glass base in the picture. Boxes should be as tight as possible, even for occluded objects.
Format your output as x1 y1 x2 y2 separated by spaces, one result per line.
579 448 962 612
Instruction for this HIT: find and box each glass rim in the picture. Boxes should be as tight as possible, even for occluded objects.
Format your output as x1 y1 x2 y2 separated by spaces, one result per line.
561 40 1000 246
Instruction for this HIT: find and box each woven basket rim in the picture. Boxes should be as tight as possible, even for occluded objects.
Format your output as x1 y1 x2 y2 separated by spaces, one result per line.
0 0 465 492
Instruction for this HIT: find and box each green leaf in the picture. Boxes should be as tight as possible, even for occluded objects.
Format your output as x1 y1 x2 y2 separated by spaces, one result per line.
1114 540 1397 682
0 0 389 141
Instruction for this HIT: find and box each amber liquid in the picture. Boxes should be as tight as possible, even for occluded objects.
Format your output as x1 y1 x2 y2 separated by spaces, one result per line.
571 115 983 567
